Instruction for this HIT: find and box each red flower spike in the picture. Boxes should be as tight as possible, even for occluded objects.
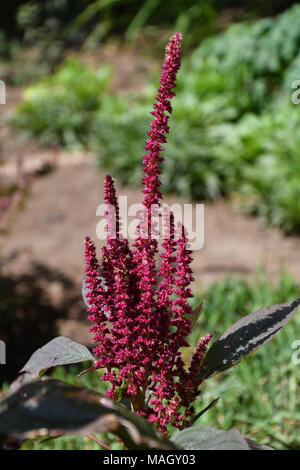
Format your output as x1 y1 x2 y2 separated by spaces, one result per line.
83 33 211 434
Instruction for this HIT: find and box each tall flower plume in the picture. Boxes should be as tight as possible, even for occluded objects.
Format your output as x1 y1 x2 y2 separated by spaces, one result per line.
84 33 212 434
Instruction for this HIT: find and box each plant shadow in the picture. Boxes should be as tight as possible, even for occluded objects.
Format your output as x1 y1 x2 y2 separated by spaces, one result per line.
0 262 85 386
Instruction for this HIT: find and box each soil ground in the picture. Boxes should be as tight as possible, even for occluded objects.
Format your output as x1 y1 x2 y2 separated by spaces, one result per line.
3 156 300 291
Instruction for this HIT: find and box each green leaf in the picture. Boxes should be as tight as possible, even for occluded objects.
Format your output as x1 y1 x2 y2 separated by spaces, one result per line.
199 297 300 379
171 425 273 450
20 337 94 377
0 378 176 450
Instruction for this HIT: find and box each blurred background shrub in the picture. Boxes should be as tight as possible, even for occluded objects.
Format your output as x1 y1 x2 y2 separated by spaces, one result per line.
91 5 300 233
12 58 111 148
1 0 299 82
10 4 300 232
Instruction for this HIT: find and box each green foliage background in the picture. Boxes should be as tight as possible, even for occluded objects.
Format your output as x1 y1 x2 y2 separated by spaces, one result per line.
12 4 300 233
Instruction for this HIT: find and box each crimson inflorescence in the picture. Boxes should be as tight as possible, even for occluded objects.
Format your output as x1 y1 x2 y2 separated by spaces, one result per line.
84 33 212 435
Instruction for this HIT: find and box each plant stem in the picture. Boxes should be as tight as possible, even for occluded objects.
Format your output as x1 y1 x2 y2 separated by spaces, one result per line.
86 434 111 450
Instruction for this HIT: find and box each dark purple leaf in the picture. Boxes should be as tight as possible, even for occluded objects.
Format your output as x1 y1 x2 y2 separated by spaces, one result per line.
0 378 176 450
20 337 94 377
171 425 273 450
200 297 300 379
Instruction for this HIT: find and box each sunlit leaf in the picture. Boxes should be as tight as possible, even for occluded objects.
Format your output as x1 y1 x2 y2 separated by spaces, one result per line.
199 297 300 379
171 425 272 450
20 337 94 377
